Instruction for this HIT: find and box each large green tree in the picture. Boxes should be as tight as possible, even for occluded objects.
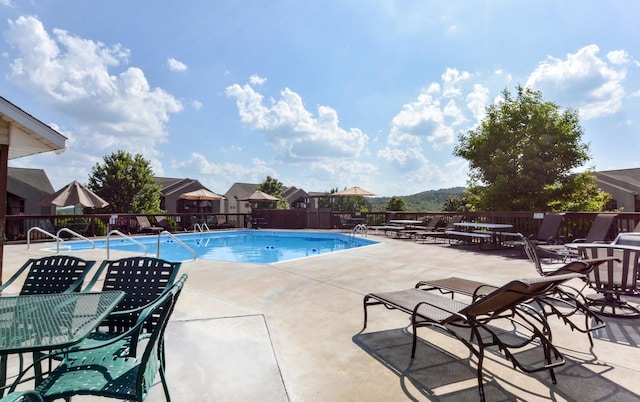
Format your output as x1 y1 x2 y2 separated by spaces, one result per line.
87 150 162 214
256 176 288 209
454 86 609 211
385 196 407 211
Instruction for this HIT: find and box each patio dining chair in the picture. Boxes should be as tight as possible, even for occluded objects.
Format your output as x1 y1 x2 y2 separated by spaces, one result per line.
0 391 43 402
83 256 182 334
13 274 188 401
0 255 96 295
577 244 640 318
363 274 582 401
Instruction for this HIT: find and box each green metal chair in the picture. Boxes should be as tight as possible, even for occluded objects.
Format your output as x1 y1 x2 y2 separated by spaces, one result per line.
15 274 188 401
0 256 96 394
0 255 96 295
0 391 43 402
82 256 182 334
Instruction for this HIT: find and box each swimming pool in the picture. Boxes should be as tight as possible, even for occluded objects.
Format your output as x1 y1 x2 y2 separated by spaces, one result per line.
53 230 378 264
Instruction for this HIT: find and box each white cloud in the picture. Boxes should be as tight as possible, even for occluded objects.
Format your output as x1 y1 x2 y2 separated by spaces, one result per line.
249 74 266 85
526 45 627 119
607 50 629 65
167 57 187 71
4 16 182 158
192 100 203 110
225 80 368 161
441 67 471 97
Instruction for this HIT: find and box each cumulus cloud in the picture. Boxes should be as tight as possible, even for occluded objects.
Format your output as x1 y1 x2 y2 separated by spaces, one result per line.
381 68 473 173
167 57 187 71
526 45 627 119
4 16 182 156
225 80 368 161
249 74 266 85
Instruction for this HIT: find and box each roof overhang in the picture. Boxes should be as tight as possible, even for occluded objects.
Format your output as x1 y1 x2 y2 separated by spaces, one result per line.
0 96 67 159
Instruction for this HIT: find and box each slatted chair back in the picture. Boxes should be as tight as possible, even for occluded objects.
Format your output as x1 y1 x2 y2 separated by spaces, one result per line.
0 256 96 295
31 274 188 402
579 245 640 296
92 256 181 333
460 274 583 319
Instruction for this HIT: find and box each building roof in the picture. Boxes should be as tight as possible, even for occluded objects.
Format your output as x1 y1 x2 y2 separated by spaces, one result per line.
7 167 54 194
594 168 640 195
1 96 67 159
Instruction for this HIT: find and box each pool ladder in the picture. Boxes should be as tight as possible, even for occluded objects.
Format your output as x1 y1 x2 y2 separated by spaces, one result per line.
193 223 210 233
157 230 197 260
350 223 368 238
27 226 97 252
106 230 147 259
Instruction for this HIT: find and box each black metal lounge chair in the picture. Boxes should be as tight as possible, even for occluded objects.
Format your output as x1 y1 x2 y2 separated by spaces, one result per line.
530 213 565 245
363 274 582 401
135 216 163 233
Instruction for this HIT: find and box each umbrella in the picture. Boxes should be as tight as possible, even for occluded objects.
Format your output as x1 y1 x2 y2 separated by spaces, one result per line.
240 190 279 202
43 180 109 209
333 186 375 197
179 189 225 200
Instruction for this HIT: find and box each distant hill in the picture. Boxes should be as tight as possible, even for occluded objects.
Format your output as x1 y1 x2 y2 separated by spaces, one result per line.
368 187 466 212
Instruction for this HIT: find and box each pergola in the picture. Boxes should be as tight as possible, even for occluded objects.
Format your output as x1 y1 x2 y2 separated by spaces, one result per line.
0 96 67 281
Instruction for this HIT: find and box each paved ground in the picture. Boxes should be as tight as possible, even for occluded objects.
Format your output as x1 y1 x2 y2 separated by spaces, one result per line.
3 232 640 401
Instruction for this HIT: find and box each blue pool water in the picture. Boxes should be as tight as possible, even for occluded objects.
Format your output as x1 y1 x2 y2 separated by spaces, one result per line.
54 230 378 264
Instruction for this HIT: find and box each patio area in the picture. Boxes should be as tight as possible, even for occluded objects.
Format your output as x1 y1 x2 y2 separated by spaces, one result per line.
3 234 640 401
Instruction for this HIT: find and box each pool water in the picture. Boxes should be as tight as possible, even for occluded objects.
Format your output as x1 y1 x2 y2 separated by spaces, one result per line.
54 230 378 264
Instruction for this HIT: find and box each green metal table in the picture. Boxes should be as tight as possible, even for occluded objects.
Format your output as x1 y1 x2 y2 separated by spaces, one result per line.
0 291 125 393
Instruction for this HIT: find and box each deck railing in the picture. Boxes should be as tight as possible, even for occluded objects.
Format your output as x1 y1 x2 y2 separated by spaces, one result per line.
6 210 640 244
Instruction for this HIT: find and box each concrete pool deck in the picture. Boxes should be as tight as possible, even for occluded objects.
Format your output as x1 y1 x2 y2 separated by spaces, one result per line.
3 234 640 401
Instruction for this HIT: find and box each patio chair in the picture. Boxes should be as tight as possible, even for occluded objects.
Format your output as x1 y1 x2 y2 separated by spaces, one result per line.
0 255 96 295
363 274 581 401
529 213 565 245
572 213 618 243
83 256 182 333
135 216 163 233
14 274 188 401
0 391 43 402
417 215 463 243
577 244 640 318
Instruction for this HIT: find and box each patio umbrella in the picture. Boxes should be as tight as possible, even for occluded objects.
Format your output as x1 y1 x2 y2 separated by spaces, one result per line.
42 180 109 210
333 186 375 197
240 190 279 202
179 189 225 200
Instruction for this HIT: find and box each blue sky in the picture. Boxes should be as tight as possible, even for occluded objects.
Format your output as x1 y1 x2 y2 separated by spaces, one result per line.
2 1 639 197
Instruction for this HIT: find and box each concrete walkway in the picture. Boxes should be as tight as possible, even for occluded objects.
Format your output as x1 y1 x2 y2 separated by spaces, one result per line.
3 234 640 401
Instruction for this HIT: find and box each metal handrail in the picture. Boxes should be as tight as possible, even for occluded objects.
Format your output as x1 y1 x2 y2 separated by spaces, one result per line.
192 223 210 233
106 230 148 259
27 226 62 249
56 228 96 253
157 231 197 260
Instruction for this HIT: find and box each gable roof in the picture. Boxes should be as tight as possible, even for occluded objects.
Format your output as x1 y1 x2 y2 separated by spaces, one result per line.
594 168 640 194
1 96 67 159
7 167 55 193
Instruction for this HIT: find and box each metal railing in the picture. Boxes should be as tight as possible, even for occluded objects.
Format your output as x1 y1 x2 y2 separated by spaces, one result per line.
157 231 197 260
27 226 61 249
56 228 96 253
106 230 147 259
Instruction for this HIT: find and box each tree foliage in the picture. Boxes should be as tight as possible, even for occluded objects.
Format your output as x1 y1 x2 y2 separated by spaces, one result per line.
87 150 162 214
256 176 288 209
385 196 407 211
318 188 369 212
454 86 609 212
